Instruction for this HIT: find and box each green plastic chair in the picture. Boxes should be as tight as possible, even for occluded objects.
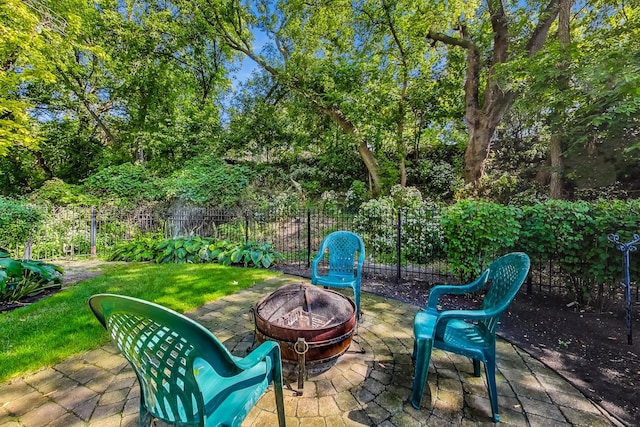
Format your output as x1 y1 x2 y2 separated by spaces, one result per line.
411 252 530 423
311 230 365 319
89 294 286 427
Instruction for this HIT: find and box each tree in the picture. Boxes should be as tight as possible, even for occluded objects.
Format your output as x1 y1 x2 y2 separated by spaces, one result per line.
548 0 571 199
0 0 62 155
502 0 640 197
182 0 384 193
426 0 561 189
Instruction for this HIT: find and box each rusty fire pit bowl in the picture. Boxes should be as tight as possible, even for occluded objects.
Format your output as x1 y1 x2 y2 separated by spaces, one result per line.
254 283 356 367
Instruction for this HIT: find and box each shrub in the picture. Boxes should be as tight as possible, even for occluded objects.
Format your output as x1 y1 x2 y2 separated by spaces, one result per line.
353 186 443 265
83 163 163 203
107 234 164 262
441 200 521 281
345 180 367 212
29 179 98 206
163 156 253 207
519 199 640 308
0 198 43 253
0 251 63 303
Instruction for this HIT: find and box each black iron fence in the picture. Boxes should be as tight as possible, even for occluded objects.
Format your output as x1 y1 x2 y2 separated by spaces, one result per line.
4 204 624 297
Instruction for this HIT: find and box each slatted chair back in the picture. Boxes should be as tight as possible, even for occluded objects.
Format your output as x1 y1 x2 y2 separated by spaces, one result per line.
312 231 365 319
323 231 363 278
89 294 285 427
480 252 531 333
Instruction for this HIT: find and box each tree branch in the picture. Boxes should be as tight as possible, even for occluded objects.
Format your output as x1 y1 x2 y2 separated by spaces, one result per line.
526 0 561 55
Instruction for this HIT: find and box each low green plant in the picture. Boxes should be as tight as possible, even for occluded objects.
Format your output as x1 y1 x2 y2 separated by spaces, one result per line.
108 234 164 262
0 251 64 303
109 236 283 269
156 236 214 264
211 240 284 268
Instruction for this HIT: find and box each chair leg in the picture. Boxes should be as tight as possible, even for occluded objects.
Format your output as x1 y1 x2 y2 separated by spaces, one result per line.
473 358 481 377
410 337 433 409
273 360 286 427
353 284 361 322
484 355 500 423
138 404 152 427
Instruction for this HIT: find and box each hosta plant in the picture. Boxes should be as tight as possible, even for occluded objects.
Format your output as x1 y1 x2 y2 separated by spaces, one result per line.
0 251 64 304
109 236 283 269
210 240 284 268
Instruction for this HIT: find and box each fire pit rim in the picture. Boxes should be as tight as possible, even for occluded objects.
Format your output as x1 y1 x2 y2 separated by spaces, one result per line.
253 282 356 333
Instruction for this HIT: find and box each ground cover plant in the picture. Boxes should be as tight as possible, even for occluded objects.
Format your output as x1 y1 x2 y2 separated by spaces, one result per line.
108 235 283 268
0 262 279 382
0 251 63 304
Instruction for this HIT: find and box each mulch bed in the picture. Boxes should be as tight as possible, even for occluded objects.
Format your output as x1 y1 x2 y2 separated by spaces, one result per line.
362 277 640 427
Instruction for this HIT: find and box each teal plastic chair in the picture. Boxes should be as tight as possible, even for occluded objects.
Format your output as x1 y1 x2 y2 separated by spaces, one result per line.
311 231 365 319
89 294 286 427
411 252 530 423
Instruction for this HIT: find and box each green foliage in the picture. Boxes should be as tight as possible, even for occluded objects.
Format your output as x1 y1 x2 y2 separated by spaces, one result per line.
210 240 284 269
107 234 164 262
163 156 253 207
354 186 443 265
83 164 163 203
156 236 214 264
345 180 367 212
30 179 98 206
109 235 283 269
441 200 521 281
0 0 60 155
0 251 63 303
409 159 462 201
0 198 43 251
320 190 341 216
518 199 640 307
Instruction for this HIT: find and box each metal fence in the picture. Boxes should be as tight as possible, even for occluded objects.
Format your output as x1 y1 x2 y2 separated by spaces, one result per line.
6 204 627 297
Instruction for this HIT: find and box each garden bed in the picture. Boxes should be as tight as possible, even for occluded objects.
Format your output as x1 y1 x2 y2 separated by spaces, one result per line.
364 277 640 426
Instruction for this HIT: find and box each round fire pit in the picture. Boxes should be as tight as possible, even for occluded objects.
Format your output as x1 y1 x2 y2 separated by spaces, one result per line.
253 283 356 393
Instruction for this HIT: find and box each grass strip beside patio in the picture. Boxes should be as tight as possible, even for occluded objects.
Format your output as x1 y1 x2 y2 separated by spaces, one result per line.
0 263 279 383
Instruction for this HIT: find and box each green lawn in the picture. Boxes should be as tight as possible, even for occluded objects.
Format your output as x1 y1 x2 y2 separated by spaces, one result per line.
0 262 279 382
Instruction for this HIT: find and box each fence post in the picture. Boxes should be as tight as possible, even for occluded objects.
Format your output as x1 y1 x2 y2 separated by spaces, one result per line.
244 211 249 243
608 233 639 345
396 208 401 284
307 209 311 268
90 207 97 257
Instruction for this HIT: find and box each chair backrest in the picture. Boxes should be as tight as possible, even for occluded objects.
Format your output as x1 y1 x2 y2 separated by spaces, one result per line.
319 231 365 277
481 252 530 332
89 294 241 425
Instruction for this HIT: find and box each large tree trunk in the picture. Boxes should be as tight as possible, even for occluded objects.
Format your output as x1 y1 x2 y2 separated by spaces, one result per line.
549 134 564 197
320 106 382 194
464 121 495 187
430 0 560 190
549 0 571 199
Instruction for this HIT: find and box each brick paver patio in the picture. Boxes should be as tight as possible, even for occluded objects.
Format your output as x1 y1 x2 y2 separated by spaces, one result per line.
0 276 620 426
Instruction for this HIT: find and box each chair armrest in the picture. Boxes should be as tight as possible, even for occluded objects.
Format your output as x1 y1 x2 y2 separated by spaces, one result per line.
235 341 281 371
426 269 490 310
311 249 325 283
355 249 365 282
435 308 493 323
